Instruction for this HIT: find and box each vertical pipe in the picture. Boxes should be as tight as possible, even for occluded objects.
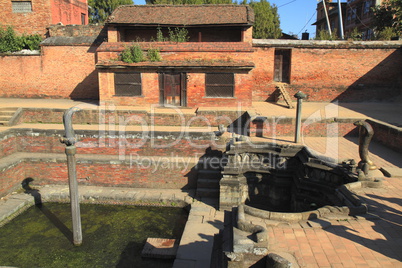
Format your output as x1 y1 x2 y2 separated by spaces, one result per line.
295 99 303 143
322 0 332 36
294 91 307 143
338 0 345 39
61 107 83 246
66 146 82 246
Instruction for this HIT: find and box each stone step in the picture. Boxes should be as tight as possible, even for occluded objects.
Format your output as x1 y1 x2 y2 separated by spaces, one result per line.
0 110 16 115
197 169 222 181
197 178 220 189
0 108 19 126
196 188 219 198
0 116 12 120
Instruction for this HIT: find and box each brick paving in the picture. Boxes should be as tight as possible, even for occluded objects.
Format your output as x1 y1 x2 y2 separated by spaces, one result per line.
259 176 402 268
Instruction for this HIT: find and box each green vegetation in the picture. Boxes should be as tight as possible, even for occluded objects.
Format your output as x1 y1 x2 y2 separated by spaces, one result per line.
154 27 190 42
0 26 42 53
168 27 190 42
121 44 145 63
248 0 281 39
88 0 133 23
121 43 162 63
372 0 402 40
315 29 339 41
0 203 187 267
147 48 162 62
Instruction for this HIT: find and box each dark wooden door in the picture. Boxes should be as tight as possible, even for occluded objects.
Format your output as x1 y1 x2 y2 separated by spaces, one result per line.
274 49 291 83
160 73 186 106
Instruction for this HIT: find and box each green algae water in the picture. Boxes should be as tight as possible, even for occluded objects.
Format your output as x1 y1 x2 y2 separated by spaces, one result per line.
0 203 187 268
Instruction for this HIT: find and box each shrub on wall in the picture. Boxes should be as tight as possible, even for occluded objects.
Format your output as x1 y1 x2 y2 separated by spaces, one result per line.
121 44 144 63
121 43 162 63
0 26 42 53
147 48 162 62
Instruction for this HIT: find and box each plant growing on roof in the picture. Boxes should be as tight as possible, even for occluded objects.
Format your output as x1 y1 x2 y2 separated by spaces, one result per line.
168 27 190 42
120 43 162 63
120 43 144 63
147 48 162 62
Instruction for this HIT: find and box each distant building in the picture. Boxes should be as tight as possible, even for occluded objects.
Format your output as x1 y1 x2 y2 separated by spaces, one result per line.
313 0 347 39
0 0 88 36
314 0 385 40
344 0 384 40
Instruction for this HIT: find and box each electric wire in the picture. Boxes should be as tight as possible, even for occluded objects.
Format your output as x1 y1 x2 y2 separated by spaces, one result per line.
297 10 317 35
346 1 371 29
278 0 298 8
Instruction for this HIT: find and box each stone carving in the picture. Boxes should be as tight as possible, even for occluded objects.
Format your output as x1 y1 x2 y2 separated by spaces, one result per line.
353 120 378 176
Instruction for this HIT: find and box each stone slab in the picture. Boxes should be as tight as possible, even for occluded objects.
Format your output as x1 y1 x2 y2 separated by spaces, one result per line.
141 238 178 259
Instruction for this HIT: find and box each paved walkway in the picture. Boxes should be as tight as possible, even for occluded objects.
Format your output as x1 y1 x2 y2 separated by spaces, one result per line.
1 98 401 125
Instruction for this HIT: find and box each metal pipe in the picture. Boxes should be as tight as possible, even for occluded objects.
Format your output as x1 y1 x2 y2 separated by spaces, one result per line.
338 0 345 39
66 145 82 246
322 0 332 36
294 91 307 143
60 107 82 246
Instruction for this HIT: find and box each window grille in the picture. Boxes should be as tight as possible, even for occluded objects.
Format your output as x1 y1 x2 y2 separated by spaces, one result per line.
205 73 234 98
114 72 142 96
12 1 32 13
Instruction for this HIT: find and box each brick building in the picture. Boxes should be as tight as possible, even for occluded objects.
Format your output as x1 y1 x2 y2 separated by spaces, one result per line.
97 5 255 107
344 0 384 40
0 0 88 36
313 0 347 39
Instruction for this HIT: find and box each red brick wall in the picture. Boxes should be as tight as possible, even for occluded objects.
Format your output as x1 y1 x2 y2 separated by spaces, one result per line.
0 0 88 36
251 45 402 102
0 0 52 35
0 162 25 197
0 45 98 99
51 0 88 25
0 40 400 104
97 42 254 107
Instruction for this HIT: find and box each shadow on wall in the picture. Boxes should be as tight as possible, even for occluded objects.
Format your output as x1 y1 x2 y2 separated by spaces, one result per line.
69 69 100 101
334 49 402 102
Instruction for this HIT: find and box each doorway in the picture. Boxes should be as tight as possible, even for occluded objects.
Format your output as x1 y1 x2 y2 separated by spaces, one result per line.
274 49 291 83
159 73 187 106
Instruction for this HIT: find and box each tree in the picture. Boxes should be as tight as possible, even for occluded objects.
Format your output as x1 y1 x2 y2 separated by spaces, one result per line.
372 0 402 39
89 0 134 23
248 0 281 39
145 0 282 39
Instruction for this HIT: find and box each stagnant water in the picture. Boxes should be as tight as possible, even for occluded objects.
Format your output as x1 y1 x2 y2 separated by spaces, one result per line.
0 203 187 268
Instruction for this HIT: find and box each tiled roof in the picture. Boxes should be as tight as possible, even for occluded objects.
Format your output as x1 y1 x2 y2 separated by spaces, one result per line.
107 5 254 26
41 36 101 46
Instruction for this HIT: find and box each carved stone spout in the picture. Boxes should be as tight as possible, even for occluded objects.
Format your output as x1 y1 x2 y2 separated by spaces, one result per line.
353 120 378 176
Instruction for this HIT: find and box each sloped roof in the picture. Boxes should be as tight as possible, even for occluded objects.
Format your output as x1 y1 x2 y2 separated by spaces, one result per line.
107 5 254 26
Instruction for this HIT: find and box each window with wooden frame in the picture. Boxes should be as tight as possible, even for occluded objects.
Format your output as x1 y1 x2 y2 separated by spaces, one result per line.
12 1 32 13
205 73 234 98
114 72 142 96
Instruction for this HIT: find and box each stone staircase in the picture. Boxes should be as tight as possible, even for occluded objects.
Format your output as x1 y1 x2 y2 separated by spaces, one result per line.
196 157 224 198
0 107 20 126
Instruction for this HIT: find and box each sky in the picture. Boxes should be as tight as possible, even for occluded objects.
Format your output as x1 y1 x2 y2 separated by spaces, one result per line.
133 0 342 39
